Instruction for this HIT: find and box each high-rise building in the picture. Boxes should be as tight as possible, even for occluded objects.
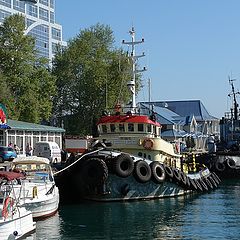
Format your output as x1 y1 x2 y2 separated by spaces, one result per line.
0 0 66 61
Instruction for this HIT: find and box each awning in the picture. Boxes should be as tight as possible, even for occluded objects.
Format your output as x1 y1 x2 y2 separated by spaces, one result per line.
0 124 11 129
0 171 25 181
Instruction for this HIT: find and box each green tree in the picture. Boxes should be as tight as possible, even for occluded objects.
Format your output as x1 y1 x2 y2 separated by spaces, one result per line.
52 24 141 135
0 14 56 123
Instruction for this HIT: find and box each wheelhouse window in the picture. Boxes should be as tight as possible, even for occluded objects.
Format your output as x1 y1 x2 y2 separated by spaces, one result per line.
119 124 125 132
128 123 134 132
147 124 151 133
102 125 107 133
110 124 116 133
138 124 144 132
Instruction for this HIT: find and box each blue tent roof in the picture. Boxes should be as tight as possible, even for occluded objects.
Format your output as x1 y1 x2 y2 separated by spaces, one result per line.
141 100 217 121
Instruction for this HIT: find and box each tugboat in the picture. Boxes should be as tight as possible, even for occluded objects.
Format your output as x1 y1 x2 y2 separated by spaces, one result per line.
54 28 220 202
196 78 240 178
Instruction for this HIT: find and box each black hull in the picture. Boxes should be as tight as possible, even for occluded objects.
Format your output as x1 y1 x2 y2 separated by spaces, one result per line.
196 152 240 178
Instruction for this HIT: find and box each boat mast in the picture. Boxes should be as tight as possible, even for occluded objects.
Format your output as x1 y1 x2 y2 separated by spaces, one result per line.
228 77 239 120
122 27 146 111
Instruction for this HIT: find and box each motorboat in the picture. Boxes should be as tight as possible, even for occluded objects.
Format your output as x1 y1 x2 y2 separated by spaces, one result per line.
54 28 220 202
0 171 36 239
11 156 59 219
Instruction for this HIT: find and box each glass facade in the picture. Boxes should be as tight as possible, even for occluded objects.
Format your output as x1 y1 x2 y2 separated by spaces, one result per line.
0 0 66 62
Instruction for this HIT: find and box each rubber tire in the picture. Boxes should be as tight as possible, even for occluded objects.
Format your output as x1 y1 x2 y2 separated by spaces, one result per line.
179 171 187 186
173 168 181 183
0 156 3 163
164 165 174 179
199 178 208 191
208 175 218 188
113 154 134 178
215 161 226 172
134 160 152 183
82 158 108 185
195 179 203 192
150 161 166 183
211 172 221 184
189 178 198 191
204 177 214 190
226 158 236 169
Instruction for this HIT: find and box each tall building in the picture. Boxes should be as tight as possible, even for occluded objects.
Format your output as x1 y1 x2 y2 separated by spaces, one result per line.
0 0 66 61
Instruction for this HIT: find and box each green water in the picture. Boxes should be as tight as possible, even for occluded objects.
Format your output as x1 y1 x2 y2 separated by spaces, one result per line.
28 179 240 240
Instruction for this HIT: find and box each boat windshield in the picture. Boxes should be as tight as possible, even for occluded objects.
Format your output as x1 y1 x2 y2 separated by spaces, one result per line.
12 163 53 182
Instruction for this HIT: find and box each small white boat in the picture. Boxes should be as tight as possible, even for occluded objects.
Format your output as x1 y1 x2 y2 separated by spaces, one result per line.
0 171 36 239
11 156 59 220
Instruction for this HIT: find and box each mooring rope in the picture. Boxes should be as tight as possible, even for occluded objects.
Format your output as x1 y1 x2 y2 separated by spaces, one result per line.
53 148 105 176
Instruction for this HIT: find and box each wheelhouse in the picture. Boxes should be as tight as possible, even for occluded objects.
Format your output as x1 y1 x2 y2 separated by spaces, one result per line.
97 114 161 137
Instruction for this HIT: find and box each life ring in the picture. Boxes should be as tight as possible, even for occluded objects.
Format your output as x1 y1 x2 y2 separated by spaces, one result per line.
226 158 236 169
113 154 134 178
82 158 108 185
163 165 174 179
172 168 181 183
142 138 154 150
2 197 14 219
215 161 225 172
150 161 166 183
134 160 152 183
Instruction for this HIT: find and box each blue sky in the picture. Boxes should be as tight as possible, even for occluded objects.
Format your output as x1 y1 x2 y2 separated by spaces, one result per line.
56 0 240 118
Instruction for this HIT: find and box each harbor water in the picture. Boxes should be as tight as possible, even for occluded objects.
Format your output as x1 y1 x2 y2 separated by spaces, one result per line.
27 179 240 240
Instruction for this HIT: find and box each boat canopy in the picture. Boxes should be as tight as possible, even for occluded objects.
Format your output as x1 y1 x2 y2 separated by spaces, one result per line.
12 156 50 165
0 171 25 181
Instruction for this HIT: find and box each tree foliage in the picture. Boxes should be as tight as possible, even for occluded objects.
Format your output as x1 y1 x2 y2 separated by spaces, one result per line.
52 24 142 135
0 14 56 123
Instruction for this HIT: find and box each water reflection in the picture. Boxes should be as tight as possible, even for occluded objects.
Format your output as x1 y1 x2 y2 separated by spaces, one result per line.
25 179 240 240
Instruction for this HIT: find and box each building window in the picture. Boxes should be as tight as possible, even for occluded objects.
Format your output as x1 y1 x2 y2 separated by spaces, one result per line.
27 4 37 17
0 0 11 8
52 27 61 41
39 7 49 21
50 0 54 8
50 11 54 23
28 24 49 58
13 0 25 13
39 0 49 6
0 9 11 23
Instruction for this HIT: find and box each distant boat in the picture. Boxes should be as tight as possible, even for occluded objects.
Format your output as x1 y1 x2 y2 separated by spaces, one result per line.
11 156 59 219
54 28 220 202
0 171 36 239
196 78 240 178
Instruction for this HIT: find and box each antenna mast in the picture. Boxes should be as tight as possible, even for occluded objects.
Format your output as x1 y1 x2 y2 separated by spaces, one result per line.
228 77 240 120
122 27 146 110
